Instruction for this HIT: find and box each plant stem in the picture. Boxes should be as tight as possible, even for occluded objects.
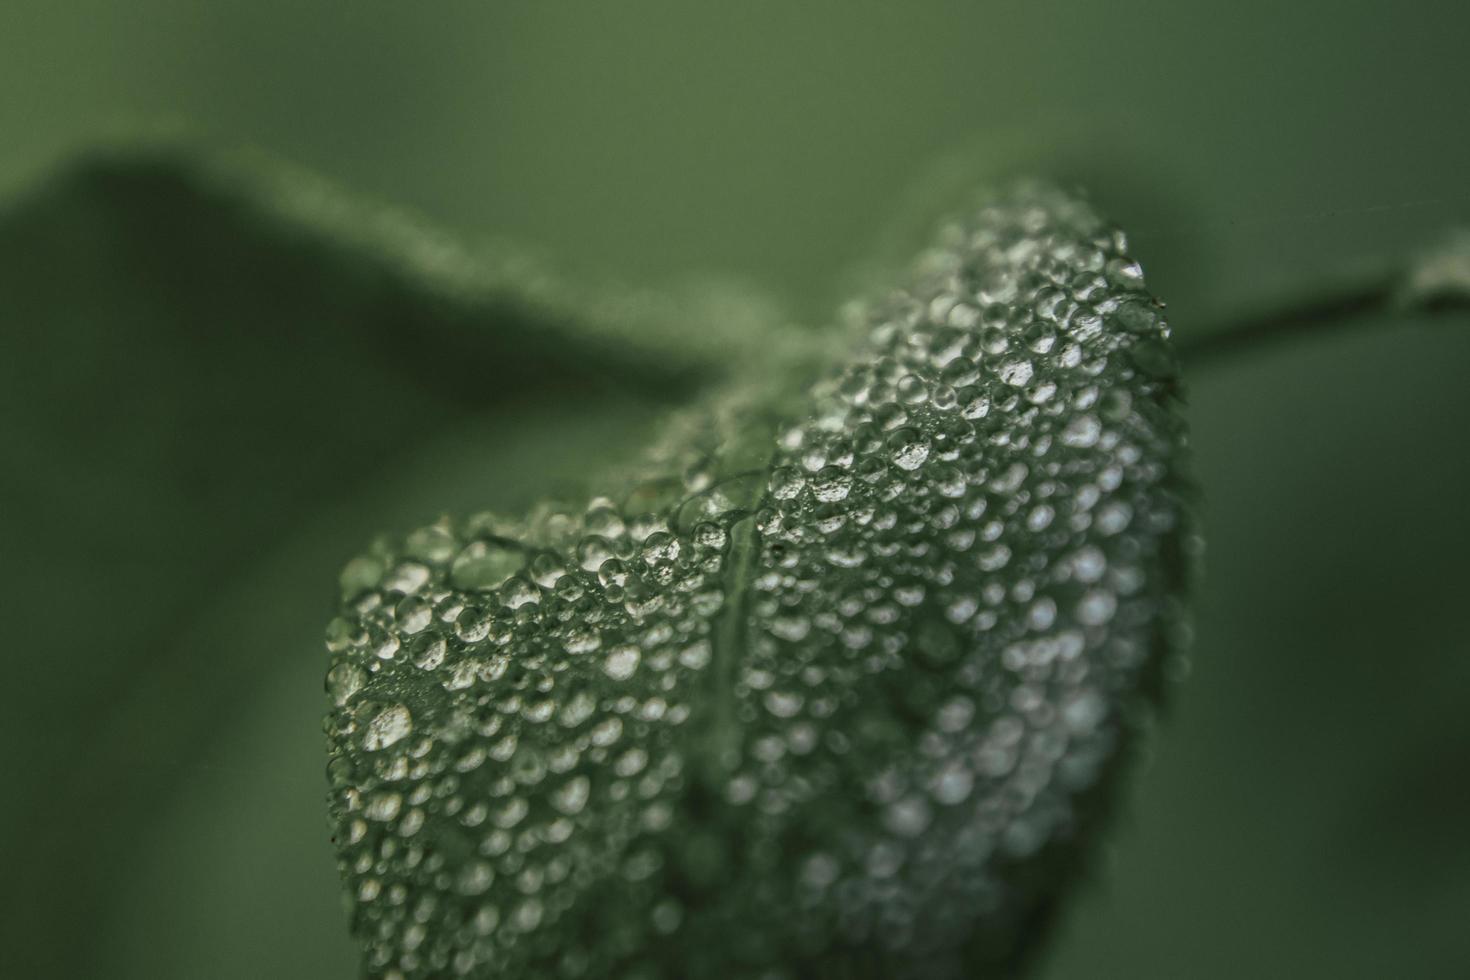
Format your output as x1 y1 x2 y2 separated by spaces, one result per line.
1176 233 1470 367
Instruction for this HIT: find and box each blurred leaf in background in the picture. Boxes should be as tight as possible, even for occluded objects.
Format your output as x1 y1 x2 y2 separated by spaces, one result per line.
2 2 1468 978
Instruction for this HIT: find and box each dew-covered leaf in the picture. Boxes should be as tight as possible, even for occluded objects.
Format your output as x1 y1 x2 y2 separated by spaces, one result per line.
325 182 1196 978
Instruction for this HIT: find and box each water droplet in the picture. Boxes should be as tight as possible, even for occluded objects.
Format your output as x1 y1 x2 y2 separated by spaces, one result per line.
450 540 527 591
326 663 365 707
603 646 640 681
552 775 591 815
363 704 413 751
887 429 931 471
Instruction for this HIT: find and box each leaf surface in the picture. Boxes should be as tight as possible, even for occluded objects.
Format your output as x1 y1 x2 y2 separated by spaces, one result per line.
325 182 1195 978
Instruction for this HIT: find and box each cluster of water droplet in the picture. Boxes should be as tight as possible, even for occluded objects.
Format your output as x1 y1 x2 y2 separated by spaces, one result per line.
325 452 778 978
717 182 1191 974
325 182 1191 978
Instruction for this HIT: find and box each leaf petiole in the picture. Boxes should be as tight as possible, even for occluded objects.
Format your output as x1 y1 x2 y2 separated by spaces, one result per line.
1178 230 1470 366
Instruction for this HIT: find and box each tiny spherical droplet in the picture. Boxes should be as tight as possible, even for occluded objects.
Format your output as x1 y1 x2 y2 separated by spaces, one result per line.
363 704 413 751
603 646 641 681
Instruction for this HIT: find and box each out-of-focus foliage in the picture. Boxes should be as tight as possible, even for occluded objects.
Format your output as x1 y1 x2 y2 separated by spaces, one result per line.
0 150 775 978
324 183 1193 978
2 3 1469 979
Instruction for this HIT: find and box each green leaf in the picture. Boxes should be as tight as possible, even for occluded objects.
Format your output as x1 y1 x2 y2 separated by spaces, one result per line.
0 145 769 978
325 182 1196 978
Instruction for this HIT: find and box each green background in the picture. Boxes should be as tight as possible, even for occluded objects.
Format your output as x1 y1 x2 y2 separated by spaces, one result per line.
3 2 1468 977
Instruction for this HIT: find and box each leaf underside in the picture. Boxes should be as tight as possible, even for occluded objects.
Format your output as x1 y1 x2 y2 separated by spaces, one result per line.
325 182 1195 979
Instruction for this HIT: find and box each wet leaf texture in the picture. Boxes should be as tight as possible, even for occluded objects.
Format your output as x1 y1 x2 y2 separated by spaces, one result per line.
325 181 1195 979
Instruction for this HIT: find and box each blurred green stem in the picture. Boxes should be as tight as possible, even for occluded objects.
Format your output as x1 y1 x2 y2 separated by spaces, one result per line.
1179 231 1470 366
1178 275 1398 364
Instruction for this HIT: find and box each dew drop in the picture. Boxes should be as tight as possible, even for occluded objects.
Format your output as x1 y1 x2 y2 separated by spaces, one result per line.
603 646 641 681
450 540 527 592
363 704 413 751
